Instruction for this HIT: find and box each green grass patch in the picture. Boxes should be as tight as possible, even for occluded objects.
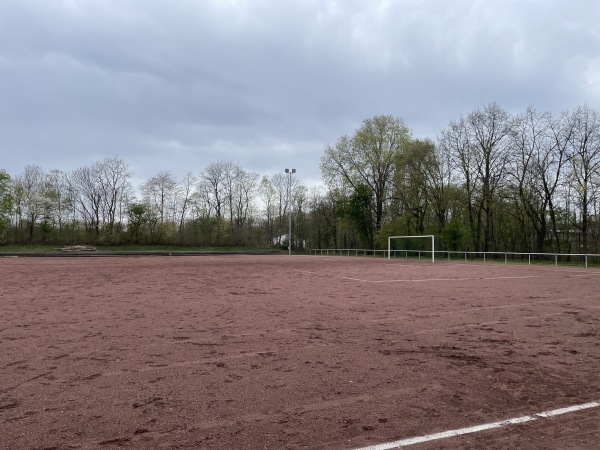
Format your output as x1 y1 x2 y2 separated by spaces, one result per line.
0 245 60 253
0 244 280 254
97 245 279 253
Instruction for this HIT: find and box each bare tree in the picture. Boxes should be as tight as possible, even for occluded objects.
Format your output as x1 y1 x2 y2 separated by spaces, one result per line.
259 176 277 244
509 107 550 251
468 102 512 251
140 170 178 225
96 156 132 239
440 116 479 248
221 160 238 235
232 167 259 228
510 108 571 252
200 161 230 219
195 179 216 219
291 182 308 248
440 103 512 251
306 187 338 249
67 165 102 236
544 111 573 251
270 173 289 239
427 140 457 232
176 172 197 242
566 104 600 251
66 157 131 241
42 169 72 240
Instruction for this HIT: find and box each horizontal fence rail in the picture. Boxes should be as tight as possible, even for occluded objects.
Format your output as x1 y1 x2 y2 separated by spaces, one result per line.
309 249 600 268
308 248 389 258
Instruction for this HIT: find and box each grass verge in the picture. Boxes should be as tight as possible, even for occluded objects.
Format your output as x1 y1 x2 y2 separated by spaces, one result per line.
0 245 282 254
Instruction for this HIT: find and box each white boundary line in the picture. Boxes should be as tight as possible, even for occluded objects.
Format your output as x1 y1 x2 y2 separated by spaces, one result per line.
338 275 554 283
355 401 600 450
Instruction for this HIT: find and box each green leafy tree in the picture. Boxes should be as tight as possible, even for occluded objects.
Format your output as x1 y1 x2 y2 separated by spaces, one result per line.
321 115 412 233
442 218 465 251
337 184 374 248
127 202 149 244
0 170 13 242
392 139 435 234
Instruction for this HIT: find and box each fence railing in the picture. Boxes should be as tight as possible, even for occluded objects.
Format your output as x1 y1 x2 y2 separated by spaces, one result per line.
310 248 389 258
309 248 600 268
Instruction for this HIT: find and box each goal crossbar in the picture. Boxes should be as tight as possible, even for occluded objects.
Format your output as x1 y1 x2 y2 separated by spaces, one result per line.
387 235 435 263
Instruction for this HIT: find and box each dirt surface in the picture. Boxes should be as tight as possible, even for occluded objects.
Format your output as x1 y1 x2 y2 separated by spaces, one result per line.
1 255 599 449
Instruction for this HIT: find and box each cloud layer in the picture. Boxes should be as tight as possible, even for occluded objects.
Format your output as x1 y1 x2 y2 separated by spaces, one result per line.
1 0 599 187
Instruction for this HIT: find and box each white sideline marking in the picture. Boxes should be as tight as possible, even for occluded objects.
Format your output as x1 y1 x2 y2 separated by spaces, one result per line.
341 277 374 282
339 275 553 283
375 275 553 283
536 402 600 417
355 401 600 450
357 416 535 450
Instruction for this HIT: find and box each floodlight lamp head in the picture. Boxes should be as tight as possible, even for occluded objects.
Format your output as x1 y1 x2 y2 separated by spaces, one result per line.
285 168 289 173
292 169 296 174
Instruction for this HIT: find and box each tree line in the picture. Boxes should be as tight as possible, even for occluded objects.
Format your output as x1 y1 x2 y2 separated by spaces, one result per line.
1 102 599 254
0 157 307 248
321 103 600 254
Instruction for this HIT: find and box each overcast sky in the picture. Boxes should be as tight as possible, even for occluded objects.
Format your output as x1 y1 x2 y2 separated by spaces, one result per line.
1 0 599 188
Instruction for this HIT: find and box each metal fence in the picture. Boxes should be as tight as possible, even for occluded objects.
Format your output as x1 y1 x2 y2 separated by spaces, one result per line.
309 248 600 268
310 248 388 258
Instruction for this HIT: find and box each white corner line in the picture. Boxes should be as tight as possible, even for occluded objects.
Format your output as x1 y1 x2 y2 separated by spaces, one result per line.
354 401 600 450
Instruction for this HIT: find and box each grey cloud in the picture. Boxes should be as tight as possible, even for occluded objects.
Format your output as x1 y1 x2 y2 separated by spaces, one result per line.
1 0 599 185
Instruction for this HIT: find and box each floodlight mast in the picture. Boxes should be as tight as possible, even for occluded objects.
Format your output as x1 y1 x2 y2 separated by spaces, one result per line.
285 168 296 255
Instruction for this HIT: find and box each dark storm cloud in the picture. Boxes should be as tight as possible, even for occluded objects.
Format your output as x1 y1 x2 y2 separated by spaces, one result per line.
1 0 599 187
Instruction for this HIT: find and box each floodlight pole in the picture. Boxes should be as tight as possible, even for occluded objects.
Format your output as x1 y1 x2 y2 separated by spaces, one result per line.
285 168 296 255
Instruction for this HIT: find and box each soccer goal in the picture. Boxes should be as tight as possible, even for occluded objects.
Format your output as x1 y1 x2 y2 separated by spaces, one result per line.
387 235 435 262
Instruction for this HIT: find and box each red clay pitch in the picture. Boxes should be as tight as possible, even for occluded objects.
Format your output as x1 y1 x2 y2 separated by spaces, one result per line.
1 255 599 449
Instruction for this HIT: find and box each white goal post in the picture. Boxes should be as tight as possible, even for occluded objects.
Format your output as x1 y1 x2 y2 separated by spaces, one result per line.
387 235 435 263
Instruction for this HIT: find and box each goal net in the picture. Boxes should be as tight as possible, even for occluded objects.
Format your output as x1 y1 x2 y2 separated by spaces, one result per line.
387 235 435 262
